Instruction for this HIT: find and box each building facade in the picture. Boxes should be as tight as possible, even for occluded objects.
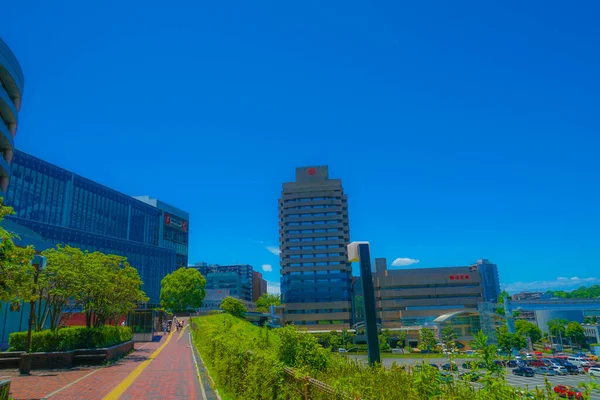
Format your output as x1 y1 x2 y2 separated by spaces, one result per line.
193 264 254 302
0 38 24 194
134 196 189 268
353 258 501 336
4 150 186 304
252 271 268 302
279 166 352 331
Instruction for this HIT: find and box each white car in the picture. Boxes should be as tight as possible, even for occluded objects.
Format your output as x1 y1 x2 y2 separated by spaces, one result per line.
338 348 348 353
525 353 534 360
552 366 568 376
392 348 404 354
588 367 600 377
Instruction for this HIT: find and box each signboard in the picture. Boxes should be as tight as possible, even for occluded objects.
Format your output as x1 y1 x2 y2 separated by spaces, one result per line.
164 213 188 232
449 274 470 280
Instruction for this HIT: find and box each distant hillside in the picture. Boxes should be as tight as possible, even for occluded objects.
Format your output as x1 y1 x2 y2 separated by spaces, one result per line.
546 284 600 299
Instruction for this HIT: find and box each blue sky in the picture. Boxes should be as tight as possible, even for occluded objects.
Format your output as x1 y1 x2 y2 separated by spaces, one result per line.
3 1 599 294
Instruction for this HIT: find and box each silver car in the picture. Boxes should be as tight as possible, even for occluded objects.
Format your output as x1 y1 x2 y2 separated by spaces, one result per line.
552 366 568 376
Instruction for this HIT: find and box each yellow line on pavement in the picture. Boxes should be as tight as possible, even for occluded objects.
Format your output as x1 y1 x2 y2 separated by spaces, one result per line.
177 325 188 341
103 331 174 400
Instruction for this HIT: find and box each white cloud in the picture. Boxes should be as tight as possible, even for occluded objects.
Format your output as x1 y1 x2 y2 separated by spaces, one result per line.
262 264 273 272
266 246 281 256
266 281 280 294
502 276 599 294
391 257 420 267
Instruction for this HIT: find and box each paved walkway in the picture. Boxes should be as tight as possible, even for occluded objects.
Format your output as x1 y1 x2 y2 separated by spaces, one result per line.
5 318 210 400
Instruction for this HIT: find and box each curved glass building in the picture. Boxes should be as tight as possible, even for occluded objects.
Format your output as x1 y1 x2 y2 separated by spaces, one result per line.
0 38 24 195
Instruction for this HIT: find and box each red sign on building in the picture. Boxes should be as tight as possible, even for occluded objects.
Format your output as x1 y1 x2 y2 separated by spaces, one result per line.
449 274 470 280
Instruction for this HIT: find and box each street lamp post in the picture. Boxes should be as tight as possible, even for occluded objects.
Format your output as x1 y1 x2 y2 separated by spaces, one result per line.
348 242 380 366
19 255 47 375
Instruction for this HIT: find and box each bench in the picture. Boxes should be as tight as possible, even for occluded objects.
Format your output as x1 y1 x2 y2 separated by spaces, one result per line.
0 379 10 400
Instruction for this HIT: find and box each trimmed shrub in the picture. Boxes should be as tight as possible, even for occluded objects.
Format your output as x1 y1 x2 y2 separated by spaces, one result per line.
8 326 132 352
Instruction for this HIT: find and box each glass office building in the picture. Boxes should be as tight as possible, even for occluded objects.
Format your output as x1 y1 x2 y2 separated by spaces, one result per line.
193 264 254 302
0 38 25 195
134 196 189 268
4 150 186 304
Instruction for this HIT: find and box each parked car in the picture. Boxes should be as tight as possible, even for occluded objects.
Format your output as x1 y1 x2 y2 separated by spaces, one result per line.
438 372 454 383
512 367 535 377
528 359 546 367
553 385 583 399
338 348 347 353
391 348 403 354
551 366 568 376
459 372 481 382
507 360 518 368
429 364 440 370
525 353 534 359
462 361 485 369
588 367 600 377
534 367 556 376
464 350 476 355
442 363 458 372
554 359 580 375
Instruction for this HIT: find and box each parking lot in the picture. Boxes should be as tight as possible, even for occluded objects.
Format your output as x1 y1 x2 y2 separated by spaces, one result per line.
347 355 600 399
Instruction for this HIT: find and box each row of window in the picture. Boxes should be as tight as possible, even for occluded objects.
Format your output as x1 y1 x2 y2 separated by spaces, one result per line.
286 236 344 243
287 245 344 251
286 309 347 314
283 196 342 204
285 228 346 234
284 212 341 218
286 262 348 267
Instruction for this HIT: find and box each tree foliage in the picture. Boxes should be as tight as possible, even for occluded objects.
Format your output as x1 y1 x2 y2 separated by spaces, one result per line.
34 245 87 330
0 201 36 303
495 290 510 315
255 293 280 313
379 329 392 351
220 296 247 318
514 320 542 344
497 327 527 353
546 285 600 299
565 321 586 347
80 251 148 328
441 325 458 351
547 318 567 337
160 267 206 312
418 328 437 352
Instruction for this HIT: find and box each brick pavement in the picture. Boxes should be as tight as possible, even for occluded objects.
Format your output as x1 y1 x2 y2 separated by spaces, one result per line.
4 320 207 400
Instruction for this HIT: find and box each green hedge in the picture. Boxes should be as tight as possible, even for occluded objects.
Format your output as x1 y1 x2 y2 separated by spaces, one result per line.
8 326 132 352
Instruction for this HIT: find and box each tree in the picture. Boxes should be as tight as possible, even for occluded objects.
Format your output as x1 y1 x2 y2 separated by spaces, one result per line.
548 318 567 338
441 326 458 351
379 329 392 351
35 245 87 330
515 320 542 344
220 296 247 318
341 328 354 348
547 285 600 299
160 267 206 312
497 327 527 354
419 328 437 352
395 331 407 348
81 252 148 327
0 201 35 303
255 293 280 313
496 290 510 315
565 321 586 347
472 331 502 373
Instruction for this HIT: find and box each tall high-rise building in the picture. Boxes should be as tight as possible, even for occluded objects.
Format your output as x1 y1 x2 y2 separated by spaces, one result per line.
279 166 352 330
0 38 25 194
